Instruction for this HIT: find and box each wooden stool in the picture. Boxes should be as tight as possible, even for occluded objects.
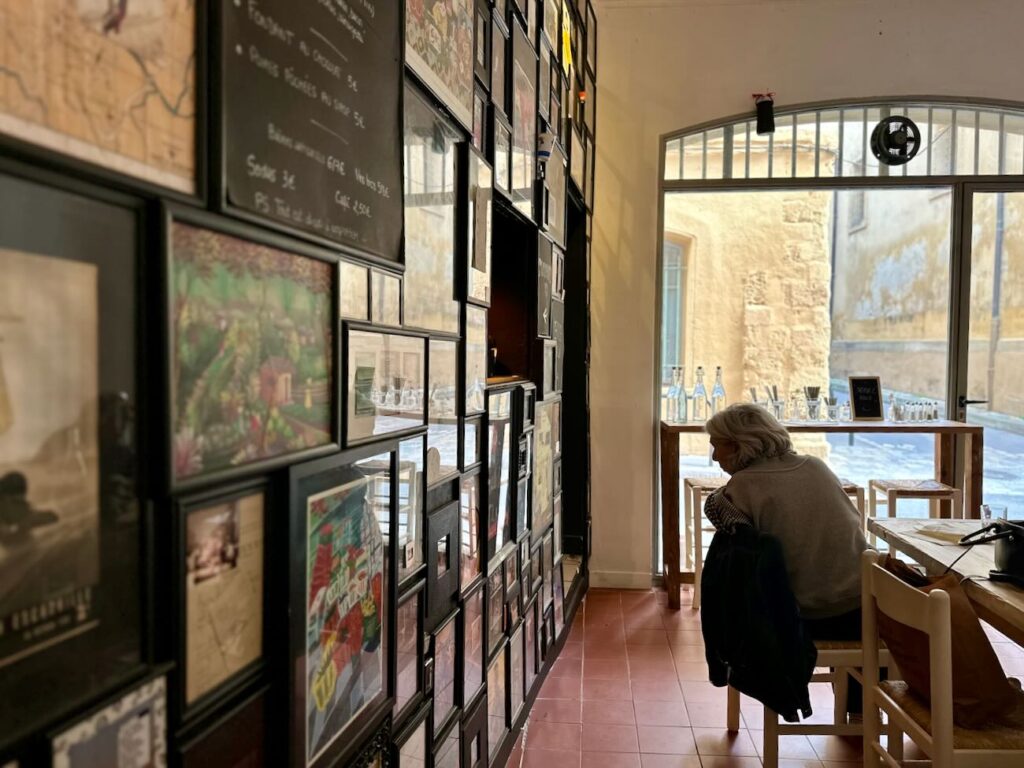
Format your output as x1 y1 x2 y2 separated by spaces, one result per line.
838 477 866 529
682 476 726 611
867 479 963 546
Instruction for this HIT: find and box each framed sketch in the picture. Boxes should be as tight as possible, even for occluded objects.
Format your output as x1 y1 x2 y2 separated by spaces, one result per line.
398 437 426 584
487 390 515 560
491 17 509 117
509 624 525 724
849 376 884 420
427 339 460 486
544 142 568 248
50 673 167 768
432 609 459 734
394 711 427 768
395 582 424 720
461 695 488 768
433 718 460 768
167 209 337 489
288 447 395 768
473 88 488 154
462 582 486 707
406 0 475 130
466 306 489 416
0 169 145 748
493 109 513 199
464 146 494 307
371 271 402 327
403 85 462 336
179 687 266 768
510 23 538 220
460 472 483 589
345 325 427 446
426 501 459 628
340 261 370 322
486 564 505 659
463 416 484 471
486 648 508 762
474 0 491 87
178 482 266 719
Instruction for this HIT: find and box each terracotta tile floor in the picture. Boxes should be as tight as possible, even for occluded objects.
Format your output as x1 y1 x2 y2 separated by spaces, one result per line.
503 586 1024 768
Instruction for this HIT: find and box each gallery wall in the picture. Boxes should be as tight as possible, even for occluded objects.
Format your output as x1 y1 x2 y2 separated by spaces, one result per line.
589 0 1024 587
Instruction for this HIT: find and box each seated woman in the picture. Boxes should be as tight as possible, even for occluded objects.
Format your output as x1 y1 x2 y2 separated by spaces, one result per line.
704 403 870 711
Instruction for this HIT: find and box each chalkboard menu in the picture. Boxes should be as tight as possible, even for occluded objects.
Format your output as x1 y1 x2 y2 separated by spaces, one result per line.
221 0 403 263
848 376 884 420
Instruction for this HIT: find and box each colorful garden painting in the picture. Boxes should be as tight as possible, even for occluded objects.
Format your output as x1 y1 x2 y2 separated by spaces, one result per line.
171 223 333 483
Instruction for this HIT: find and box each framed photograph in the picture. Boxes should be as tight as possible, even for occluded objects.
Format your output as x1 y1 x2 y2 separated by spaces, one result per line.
487 390 515 560
537 236 553 337
179 687 266 768
486 647 508 762
0 168 145 749
432 609 459 734
426 501 460 628
461 695 488 768
406 0 475 131
474 0 491 87
371 270 402 327
395 582 424 720
167 210 336 489
491 17 509 117
428 339 460 486
398 437 426 584
403 85 462 336
509 624 525 723
464 146 494 307
849 376 885 420
178 482 266 719
433 717 460 768
492 109 513 200
510 23 538 220
340 261 371 322
473 88 488 154
586 2 597 73
345 326 427 446
462 582 486 707
51 673 166 767
394 711 427 768
524 597 538 693
460 472 483 589
288 447 395 768
463 416 484 471
465 306 489 416
486 564 505 659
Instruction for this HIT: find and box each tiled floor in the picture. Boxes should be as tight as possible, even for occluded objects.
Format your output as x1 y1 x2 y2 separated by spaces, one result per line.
503 586 1024 768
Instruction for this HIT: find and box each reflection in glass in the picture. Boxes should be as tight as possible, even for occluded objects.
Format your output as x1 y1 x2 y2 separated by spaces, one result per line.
460 474 482 587
510 24 537 219
398 720 427 768
488 391 514 557
346 329 426 443
433 614 457 733
532 402 554 539
467 150 493 304
371 270 401 326
466 306 488 415
339 261 369 320
395 590 421 715
487 650 507 760
463 587 484 703
463 417 480 468
398 437 424 582
428 339 459 484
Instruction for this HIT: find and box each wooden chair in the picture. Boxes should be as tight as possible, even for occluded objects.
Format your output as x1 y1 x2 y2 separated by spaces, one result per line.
867 479 962 547
682 475 726 610
838 477 866 525
861 550 1024 767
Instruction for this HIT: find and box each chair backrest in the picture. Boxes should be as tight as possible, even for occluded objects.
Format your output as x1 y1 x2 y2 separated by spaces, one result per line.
860 550 954 758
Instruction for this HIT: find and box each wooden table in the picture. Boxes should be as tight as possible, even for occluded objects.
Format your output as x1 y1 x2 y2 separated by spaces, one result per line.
868 518 1024 647
660 419 983 610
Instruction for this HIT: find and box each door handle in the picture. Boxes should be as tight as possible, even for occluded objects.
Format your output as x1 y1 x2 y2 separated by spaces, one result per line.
957 395 988 408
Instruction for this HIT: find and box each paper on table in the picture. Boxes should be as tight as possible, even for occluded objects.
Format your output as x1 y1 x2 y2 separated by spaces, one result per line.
915 522 971 544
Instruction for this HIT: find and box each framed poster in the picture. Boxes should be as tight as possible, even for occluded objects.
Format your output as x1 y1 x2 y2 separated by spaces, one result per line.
0 168 144 750
465 307 489 416
340 262 371 322
0 2 196 196
166 209 336 489
532 402 554 542
394 711 427 767
432 609 459 733
460 472 483 589
474 0 492 87
178 482 266 719
487 390 515 560
486 648 508 762
220 0 403 261
849 376 884 420
493 109 513 200
510 23 538 220
288 447 395 768
491 18 509 117
464 146 494 307
50 673 166 768
406 0 475 131
371 271 402 328
486 565 505 659
398 437 426 584
403 85 462 336
426 502 459 628
463 416 483 471
395 582 423 720
345 326 427 446
427 340 460 486
179 687 266 768
462 582 486 707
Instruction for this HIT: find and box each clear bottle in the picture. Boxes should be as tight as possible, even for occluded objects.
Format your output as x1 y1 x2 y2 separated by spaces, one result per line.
666 367 680 421
691 366 709 423
711 366 727 416
676 366 689 423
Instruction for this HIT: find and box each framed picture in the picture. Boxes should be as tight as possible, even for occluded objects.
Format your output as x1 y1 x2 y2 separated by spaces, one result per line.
587 3 597 73
487 390 515 560
553 493 563 562
428 339 460 486
544 142 568 248
473 88 488 154
371 270 402 327
486 564 505 659
569 127 585 191
460 472 483 589
340 261 371 322
474 0 492 87
530 543 543 595
394 710 427 768
426 501 460 628
549 66 563 139
524 597 538 693
553 556 566 635
462 582 486 707
465 306 489 416
50 673 167 767
539 44 552 124
166 208 337 489
519 539 534 600
849 376 885 420
0 168 145 749
542 0 560 48
509 624 525 723
406 0 475 130
551 399 562 457
517 475 530 540
510 23 538 220
432 609 459 734
533 403 554 542
552 301 565 394
522 383 537 429
398 437 426 584
504 546 520 598
178 482 266 720
345 325 427 446
542 531 554 608
491 17 509 117
486 647 508 762
351 718 393 768
178 687 266 768
403 85 462 336
463 416 484 471
464 146 494 307
433 717 460 768
288 447 395 768
492 109 513 199
584 70 596 135
537 235 553 338
461 695 488 768
395 582 424 720
543 605 556 660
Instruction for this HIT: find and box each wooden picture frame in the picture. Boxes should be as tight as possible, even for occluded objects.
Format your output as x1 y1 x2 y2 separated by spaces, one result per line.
395 581 425 722
426 501 460 628
849 376 885 420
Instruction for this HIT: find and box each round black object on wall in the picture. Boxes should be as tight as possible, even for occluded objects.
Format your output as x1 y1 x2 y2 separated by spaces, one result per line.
870 116 921 166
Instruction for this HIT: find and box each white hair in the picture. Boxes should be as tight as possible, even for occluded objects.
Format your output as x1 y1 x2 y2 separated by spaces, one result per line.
705 403 794 470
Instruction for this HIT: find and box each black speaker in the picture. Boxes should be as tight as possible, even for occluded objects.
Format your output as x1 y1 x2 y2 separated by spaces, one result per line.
755 94 775 135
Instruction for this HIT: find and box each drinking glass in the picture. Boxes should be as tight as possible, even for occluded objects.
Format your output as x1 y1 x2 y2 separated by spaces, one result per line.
981 504 1009 521
827 403 840 421
771 399 786 421
806 398 821 421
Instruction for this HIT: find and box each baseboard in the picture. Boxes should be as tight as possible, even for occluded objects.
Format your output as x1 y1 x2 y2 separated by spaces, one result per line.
589 569 655 589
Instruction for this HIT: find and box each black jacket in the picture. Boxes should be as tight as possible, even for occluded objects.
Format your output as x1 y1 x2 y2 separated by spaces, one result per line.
700 524 817 722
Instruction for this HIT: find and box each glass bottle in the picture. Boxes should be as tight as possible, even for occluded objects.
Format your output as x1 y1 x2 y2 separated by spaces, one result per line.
666 367 680 421
676 366 689 423
711 366 727 416
691 366 709 423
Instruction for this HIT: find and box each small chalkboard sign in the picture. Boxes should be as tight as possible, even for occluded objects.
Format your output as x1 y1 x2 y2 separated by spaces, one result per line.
848 376 884 420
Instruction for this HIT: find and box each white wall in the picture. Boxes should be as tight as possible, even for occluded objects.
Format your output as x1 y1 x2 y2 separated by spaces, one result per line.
589 0 1024 587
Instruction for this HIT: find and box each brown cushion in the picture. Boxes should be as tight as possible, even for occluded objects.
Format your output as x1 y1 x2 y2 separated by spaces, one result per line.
877 556 1019 728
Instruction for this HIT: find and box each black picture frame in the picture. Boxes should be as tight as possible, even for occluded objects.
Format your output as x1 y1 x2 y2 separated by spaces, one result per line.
538 42 552 124
537 236 553 338
431 608 460 735
426 501 460 629
427 339 461 487
0 163 147 753
491 16 510 117
475 0 492 88
465 305 490 416
461 145 494 308
461 693 489 768
406 0 476 132
509 622 526 724
849 376 885 420
486 563 505 659
587 2 598 73
370 270 403 328
175 479 269 725
433 714 461 768
463 416 484 471
460 471 484 590
510 22 539 221
519 538 534 600
163 204 340 493
340 260 371 322
398 436 427 586
393 704 428 767
473 87 489 155
542 0 560 49
395 581 425 723
178 686 268 768
486 388 516 560
287 445 397 768
544 141 568 248
492 108 514 200
352 717 393 768
344 322 429 447
524 596 539 694
461 580 487 709
486 643 509 762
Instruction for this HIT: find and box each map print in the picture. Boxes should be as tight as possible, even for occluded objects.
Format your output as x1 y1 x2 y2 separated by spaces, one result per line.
0 0 196 193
